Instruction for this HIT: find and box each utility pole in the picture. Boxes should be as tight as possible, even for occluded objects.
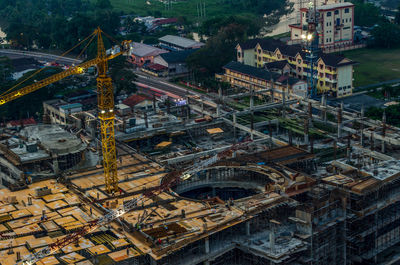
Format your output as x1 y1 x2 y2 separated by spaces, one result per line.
301 0 319 98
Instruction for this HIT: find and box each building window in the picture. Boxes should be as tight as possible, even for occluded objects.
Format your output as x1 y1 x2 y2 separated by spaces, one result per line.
298 59 302 64
319 64 324 69
327 11 331 17
258 49 262 54
237 52 241 58
334 10 339 15
345 8 349 13
297 67 302 72
326 38 329 42
320 81 324 86
326 22 329 26
277 54 281 59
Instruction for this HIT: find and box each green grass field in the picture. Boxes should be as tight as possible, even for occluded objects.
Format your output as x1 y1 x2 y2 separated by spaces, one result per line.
110 0 255 21
342 48 400 87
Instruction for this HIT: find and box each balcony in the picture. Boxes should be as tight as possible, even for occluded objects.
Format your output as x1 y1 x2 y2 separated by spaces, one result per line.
325 77 337 83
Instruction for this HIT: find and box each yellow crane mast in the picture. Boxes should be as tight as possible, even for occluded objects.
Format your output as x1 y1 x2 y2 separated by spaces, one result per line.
0 28 130 193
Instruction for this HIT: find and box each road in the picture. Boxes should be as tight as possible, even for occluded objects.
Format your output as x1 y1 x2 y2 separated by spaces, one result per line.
354 78 400 91
135 73 189 98
0 48 83 65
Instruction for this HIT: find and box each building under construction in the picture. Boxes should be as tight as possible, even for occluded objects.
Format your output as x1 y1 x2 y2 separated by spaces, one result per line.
1 28 400 265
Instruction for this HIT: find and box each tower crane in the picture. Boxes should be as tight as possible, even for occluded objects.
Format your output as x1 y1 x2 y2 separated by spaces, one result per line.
0 28 131 193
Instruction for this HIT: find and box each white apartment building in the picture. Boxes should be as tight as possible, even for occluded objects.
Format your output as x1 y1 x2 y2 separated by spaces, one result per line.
290 2 355 49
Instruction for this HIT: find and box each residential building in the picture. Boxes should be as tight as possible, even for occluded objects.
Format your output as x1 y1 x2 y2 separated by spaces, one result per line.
43 99 83 125
158 35 204 51
141 63 168 77
153 49 197 76
221 61 308 99
236 38 356 97
289 2 355 49
122 94 154 111
6 117 36 129
129 42 168 67
264 60 292 75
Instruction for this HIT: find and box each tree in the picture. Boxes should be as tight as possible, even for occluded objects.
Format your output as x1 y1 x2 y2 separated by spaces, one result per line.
351 0 384 27
96 0 112 9
187 16 263 79
0 56 13 86
108 56 137 96
395 4 400 25
370 22 400 48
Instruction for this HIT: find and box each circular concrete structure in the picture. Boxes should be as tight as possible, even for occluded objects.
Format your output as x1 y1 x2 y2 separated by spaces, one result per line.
20 125 87 170
170 163 289 201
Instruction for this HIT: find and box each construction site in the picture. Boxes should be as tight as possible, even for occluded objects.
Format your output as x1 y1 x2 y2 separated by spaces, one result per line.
1 28 400 265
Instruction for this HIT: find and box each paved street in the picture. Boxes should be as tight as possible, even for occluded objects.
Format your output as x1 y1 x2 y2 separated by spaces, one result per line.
0 48 82 65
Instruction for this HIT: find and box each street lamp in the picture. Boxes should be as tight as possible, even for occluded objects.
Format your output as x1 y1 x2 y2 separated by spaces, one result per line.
301 31 318 98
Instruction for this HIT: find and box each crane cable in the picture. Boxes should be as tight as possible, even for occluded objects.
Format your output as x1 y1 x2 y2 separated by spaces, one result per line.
75 32 97 61
0 31 96 97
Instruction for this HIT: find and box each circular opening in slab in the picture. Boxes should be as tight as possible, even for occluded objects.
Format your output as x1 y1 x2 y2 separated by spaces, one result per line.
170 165 281 201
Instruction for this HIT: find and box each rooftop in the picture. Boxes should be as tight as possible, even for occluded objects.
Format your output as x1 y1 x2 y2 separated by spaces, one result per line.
123 94 152 107
159 49 198 64
129 42 168 58
20 125 86 156
237 39 355 67
317 2 354 10
159 35 204 49
223 61 279 81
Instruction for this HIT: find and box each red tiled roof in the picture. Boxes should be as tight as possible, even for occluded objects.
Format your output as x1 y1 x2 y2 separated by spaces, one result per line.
147 63 167 71
7 117 36 127
123 94 152 107
154 18 178 26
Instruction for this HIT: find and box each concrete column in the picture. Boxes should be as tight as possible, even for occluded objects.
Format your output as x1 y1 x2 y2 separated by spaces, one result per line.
144 112 148 128
337 103 343 139
282 86 286 119
216 104 220 117
246 221 250 236
204 237 210 254
250 86 254 110
304 116 309 145
53 158 59 174
382 111 386 153
370 133 374 151
361 105 364 146
276 120 279 134
270 80 275 102
320 94 326 120
233 112 237 141
270 230 275 253
382 140 386 153
218 85 222 101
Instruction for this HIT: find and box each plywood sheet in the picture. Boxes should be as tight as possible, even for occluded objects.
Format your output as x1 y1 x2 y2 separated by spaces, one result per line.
88 244 110 255
108 248 140 261
60 252 85 264
46 200 68 210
